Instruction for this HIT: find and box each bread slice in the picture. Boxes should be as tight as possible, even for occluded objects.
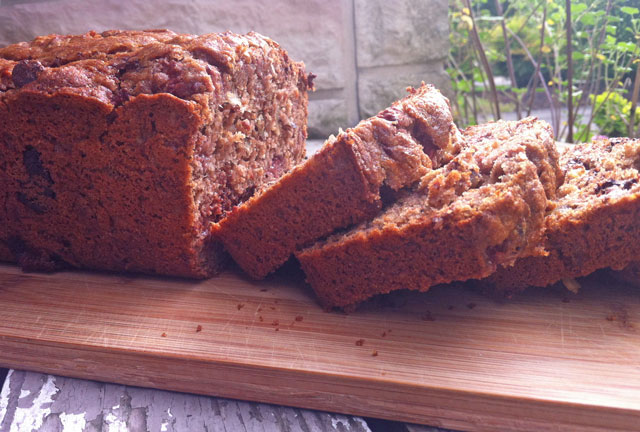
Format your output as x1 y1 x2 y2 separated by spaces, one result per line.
0 30 312 277
296 117 562 309
484 137 640 295
212 84 463 279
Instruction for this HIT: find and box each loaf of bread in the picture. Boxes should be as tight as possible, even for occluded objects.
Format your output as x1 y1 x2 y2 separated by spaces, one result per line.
297 117 562 309
485 137 640 295
211 84 463 279
0 30 312 277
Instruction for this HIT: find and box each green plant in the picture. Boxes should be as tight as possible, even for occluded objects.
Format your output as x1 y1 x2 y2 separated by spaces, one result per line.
589 90 640 137
448 0 640 141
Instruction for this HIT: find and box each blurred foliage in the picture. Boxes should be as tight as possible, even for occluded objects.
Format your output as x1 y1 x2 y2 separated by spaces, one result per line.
586 90 640 138
448 0 640 141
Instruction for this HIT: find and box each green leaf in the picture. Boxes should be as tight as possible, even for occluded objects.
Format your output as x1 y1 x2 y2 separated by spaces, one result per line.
458 80 472 93
571 3 588 14
550 11 563 23
606 25 617 35
621 6 639 15
576 30 590 40
580 12 596 26
617 41 637 53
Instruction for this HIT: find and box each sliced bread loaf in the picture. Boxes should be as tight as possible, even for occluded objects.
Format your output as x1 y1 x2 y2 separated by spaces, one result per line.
296 117 562 309
485 137 640 295
212 84 462 279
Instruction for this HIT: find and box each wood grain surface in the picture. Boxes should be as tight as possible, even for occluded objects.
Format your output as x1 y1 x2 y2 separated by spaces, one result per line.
0 263 638 431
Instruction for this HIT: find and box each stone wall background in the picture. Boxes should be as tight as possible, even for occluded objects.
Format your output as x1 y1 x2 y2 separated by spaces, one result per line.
0 0 451 138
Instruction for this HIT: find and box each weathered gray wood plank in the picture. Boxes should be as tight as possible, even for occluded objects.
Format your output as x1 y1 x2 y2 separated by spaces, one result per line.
0 370 371 432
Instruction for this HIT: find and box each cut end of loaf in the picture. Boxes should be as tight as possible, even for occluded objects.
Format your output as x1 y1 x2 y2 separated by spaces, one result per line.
0 30 311 278
213 83 463 279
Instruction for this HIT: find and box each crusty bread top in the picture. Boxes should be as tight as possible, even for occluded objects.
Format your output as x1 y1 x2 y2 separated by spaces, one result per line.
307 117 561 267
461 117 563 201
0 30 313 106
332 83 463 193
552 137 640 222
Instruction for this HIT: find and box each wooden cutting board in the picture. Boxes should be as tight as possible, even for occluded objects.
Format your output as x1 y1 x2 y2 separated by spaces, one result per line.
0 263 639 432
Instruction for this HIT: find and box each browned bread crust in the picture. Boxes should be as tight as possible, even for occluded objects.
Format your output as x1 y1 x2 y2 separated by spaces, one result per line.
212 84 462 279
0 30 312 277
486 138 640 294
296 117 561 309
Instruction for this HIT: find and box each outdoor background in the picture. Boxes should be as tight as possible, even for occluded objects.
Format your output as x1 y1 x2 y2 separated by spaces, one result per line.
0 0 638 141
448 0 640 142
